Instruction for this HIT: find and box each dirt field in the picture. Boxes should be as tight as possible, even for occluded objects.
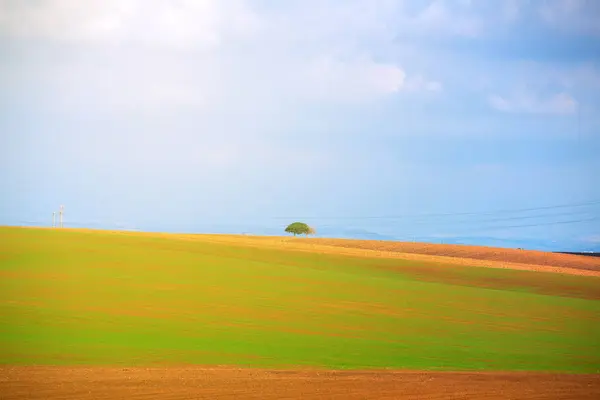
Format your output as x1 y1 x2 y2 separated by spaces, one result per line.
180 233 600 277
1 367 599 400
302 238 600 271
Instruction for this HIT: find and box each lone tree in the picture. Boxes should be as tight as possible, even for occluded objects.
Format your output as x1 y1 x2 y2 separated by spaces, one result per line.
285 222 313 237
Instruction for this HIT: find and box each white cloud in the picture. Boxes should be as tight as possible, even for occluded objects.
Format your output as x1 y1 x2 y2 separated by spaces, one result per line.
33 50 221 113
546 93 579 114
0 0 594 134
0 0 445 116
488 92 578 114
404 74 443 92
408 0 484 37
0 0 260 50
301 56 407 102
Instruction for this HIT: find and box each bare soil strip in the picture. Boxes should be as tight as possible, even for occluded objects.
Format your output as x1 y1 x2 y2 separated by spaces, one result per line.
1 367 599 400
184 234 600 277
302 238 600 271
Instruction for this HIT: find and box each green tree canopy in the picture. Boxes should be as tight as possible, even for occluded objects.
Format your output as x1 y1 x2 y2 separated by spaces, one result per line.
285 222 312 236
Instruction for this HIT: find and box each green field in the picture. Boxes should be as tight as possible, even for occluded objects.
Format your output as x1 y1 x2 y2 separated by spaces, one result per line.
1 227 599 372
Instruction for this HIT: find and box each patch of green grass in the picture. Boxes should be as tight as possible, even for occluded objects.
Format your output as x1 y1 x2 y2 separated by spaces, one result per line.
0 227 599 372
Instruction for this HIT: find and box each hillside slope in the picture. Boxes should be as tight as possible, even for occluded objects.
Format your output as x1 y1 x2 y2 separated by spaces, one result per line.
1 226 599 372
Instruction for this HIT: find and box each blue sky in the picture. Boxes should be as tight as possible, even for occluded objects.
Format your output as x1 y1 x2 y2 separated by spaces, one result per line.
1 0 599 250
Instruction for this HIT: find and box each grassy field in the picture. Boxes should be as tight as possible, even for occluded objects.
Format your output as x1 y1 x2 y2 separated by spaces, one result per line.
1 227 599 372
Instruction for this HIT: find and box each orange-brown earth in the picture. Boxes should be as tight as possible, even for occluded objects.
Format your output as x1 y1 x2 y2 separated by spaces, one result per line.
1 367 599 400
303 238 600 271
172 233 600 277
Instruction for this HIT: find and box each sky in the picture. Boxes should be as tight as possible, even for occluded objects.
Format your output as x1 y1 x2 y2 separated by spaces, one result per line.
1 0 599 251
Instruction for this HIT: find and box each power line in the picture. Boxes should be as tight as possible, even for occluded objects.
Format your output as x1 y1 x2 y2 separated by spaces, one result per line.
457 216 600 233
267 199 600 221
312 210 598 230
350 209 598 226
313 216 599 235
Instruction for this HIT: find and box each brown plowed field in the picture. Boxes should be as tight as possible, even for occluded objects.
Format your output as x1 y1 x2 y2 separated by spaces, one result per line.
1 367 599 400
299 238 600 272
177 233 600 277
